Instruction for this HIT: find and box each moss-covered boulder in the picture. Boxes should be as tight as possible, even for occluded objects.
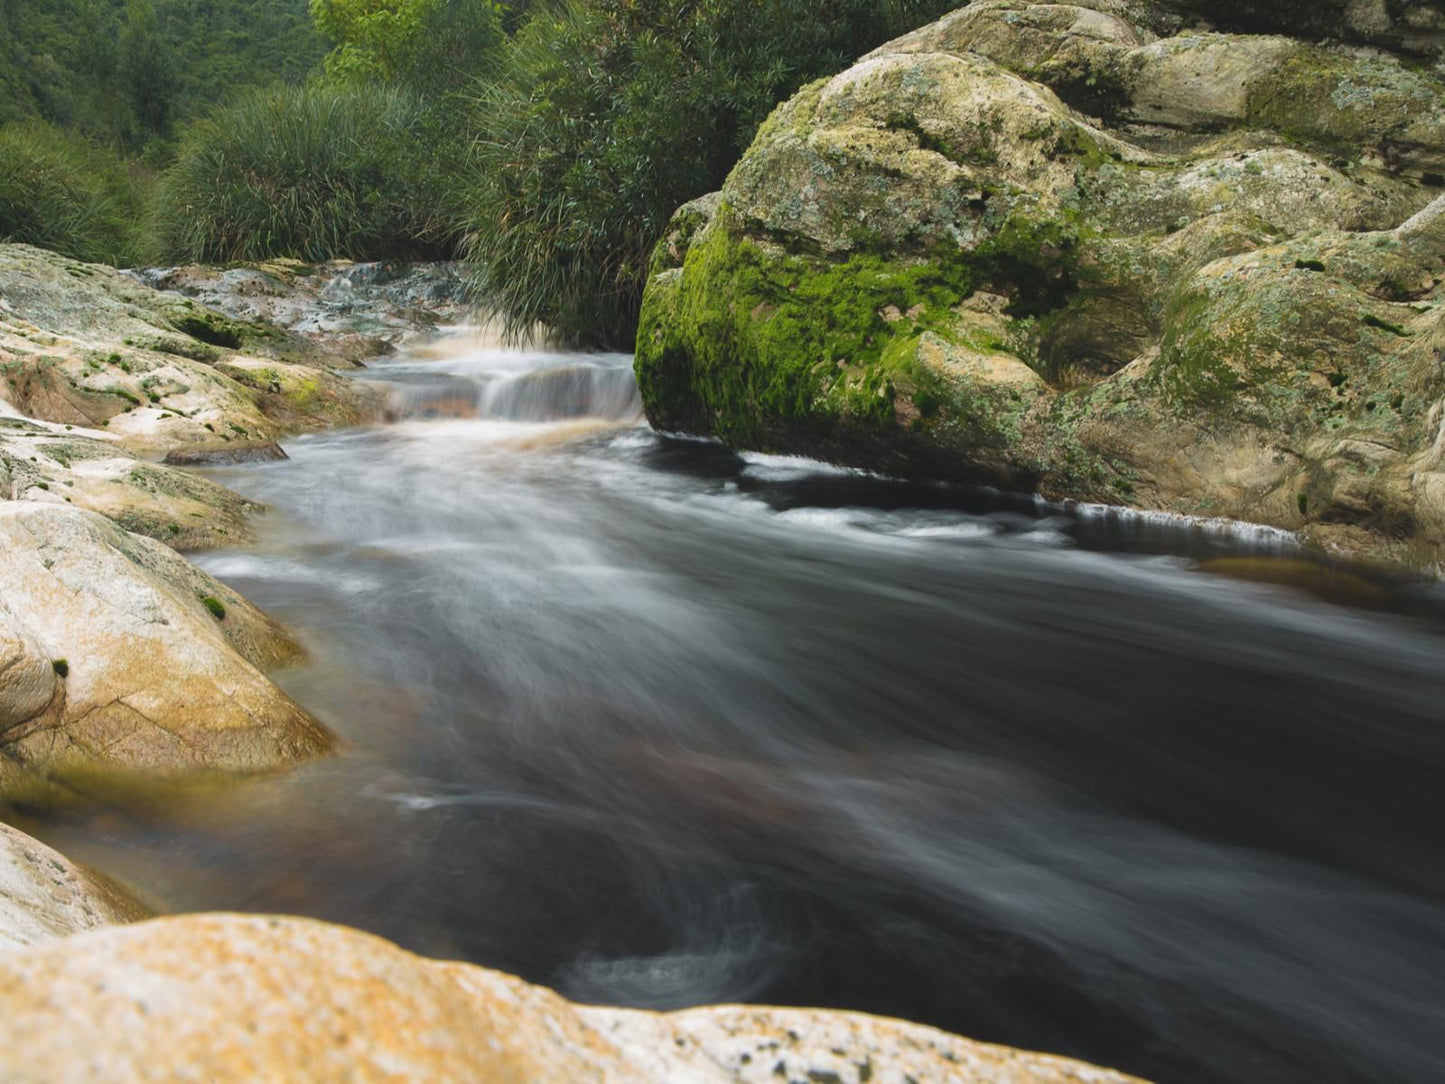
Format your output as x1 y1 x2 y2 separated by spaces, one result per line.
637 1 1445 566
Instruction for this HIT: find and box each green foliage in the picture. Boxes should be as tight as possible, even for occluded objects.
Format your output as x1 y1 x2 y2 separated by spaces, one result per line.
0 122 149 264
200 595 226 619
149 84 457 263
1 0 325 155
464 0 961 348
311 0 503 95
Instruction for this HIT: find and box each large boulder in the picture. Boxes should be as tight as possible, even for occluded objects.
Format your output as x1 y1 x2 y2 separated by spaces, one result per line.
637 2 1445 565
0 503 332 791
0 820 149 951
0 912 1148 1083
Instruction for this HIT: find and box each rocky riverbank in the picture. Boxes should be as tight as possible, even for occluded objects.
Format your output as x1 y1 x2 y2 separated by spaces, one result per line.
636 0 1445 570
0 241 1150 1081
0 243 439 796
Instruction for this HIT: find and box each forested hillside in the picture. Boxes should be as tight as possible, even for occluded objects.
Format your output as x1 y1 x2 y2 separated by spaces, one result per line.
0 0 323 153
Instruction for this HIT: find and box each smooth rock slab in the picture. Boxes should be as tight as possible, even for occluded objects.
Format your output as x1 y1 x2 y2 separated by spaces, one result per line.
0 503 331 787
0 912 1148 1083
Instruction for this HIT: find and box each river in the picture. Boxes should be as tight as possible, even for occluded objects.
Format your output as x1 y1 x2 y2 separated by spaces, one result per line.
20 332 1445 1083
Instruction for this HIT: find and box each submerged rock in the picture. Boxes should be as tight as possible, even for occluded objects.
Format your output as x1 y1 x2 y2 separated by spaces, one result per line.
0 503 331 791
637 2 1445 567
0 912 1147 1083
0 820 149 951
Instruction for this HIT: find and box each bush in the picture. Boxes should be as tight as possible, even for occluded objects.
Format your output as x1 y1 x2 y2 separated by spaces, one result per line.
0 122 149 265
149 83 460 263
311 0 503 97
464 0 960 348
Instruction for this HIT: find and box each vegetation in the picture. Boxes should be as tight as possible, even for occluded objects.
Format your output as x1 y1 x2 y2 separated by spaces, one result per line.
465 0 960 348
0 122 149 264
149 84 453 263
310 0 503 95
200 596 226 620
2 0 959 314
1 0 324 156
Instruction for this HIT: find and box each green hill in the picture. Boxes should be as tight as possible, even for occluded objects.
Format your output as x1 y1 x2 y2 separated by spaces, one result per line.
0 0 324 153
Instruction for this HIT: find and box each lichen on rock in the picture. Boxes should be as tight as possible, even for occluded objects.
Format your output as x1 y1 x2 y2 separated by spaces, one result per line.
0 912 1149 1083
636 1 1445 567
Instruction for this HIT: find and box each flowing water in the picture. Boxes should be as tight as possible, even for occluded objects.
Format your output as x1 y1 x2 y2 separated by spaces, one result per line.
18 332 1445 1084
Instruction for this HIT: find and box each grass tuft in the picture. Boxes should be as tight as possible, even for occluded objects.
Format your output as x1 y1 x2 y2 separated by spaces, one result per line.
149 84 458 264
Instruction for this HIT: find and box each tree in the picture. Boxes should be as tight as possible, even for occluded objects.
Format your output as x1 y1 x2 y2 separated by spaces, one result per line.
310 0 502 94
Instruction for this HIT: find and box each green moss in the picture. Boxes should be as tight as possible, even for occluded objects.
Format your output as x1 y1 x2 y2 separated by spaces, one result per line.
105 386 141 407
639 215 982 445
1362 313 1410 337
51 659 69 678
172 313 244 350
200 596 226 620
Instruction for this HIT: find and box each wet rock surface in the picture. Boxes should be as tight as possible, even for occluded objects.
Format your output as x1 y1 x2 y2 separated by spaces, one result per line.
0 820 149 951
0 503 331 791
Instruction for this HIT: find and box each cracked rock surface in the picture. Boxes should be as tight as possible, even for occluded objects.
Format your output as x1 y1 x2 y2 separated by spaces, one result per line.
0 502 331 790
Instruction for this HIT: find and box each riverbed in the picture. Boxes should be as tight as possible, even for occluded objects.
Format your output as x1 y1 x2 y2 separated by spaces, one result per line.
20 332 1445 1084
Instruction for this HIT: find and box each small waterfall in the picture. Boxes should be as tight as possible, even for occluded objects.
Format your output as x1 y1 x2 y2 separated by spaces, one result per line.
481 362 642 422
384 344 641 424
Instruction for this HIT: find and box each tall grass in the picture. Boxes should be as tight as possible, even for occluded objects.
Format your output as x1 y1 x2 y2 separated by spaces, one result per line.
150 83 461 264
0 123 149 265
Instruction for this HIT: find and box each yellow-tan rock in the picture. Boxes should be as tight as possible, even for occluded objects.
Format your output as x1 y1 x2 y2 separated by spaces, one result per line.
0 502 331 789
0 912 1148 1083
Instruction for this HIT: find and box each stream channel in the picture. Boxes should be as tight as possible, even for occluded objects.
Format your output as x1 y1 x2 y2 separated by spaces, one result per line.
19 331 1445 1084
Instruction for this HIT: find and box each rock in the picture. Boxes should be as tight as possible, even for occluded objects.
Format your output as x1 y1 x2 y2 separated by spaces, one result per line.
1149 1 1445 59
134 260 470 352
0 912 1148 1083
0 503 332 790
0 820 149 951
213 356 389 432
636 2 1445 568
0 415 259 550
162 441 289 466
0 244 385 455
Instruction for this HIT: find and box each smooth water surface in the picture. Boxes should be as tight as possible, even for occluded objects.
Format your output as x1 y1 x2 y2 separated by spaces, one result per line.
22 332 1445 1084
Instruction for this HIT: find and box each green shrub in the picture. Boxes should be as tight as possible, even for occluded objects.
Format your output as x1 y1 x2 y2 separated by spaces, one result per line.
149 83 459 263
464 0 959 348
0 122 149 264
311 0 502 98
